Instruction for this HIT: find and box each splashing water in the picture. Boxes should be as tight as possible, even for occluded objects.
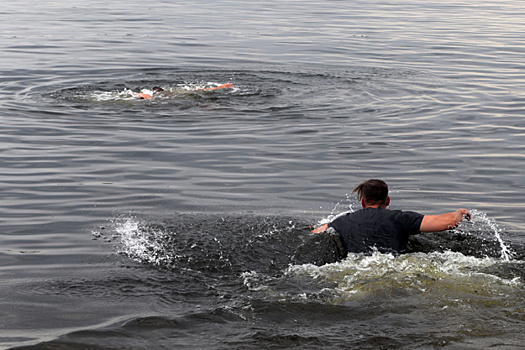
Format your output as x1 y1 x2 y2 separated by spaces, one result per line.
469 209 513 261
315 195 356 227
85 82 239 102
88 88 138 101
282 250 522 304
113 217 173 265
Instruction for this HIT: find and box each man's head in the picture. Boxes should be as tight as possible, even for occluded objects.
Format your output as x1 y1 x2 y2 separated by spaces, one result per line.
353 179 390 208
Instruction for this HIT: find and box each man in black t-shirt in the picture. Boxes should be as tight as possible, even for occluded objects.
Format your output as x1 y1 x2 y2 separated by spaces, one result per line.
313 179 470 254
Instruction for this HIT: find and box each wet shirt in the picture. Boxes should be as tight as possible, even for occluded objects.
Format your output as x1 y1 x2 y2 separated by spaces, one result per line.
328 207 424 254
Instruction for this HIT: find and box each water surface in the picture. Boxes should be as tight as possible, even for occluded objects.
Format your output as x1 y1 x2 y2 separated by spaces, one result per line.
1 0 525 348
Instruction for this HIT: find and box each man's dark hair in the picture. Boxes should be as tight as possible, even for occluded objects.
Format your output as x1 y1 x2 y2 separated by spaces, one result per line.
353 179 389 206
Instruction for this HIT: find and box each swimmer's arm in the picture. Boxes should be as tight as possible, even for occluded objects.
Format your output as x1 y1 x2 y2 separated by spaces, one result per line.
133 92 152 99
420 209 470 232
311 223 329 234
202 83 234 91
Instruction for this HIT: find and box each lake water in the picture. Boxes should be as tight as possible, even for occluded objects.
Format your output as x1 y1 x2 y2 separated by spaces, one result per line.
2 0 525 348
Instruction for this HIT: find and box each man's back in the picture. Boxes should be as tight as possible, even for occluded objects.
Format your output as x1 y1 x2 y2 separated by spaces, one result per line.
329 207 424 254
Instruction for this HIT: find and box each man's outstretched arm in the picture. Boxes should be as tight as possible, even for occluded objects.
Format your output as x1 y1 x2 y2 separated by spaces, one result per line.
420 209 470 232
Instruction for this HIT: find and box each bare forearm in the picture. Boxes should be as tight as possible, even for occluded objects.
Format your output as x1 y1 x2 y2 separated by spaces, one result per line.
420 209 470 232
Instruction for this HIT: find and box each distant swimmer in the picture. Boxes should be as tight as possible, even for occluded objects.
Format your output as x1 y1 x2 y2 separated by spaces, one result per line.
135 83 234 100
136 86 166 100
312 179 471 254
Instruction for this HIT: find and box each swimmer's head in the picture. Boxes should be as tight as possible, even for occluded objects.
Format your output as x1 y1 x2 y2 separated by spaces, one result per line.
353 179 390 207
153 87 164 92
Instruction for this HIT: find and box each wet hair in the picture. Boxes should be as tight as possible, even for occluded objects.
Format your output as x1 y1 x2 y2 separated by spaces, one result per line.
352 179 389 206
153 86 164 92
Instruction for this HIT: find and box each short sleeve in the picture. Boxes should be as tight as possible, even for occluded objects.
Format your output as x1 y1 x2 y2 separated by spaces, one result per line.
401 211 424 235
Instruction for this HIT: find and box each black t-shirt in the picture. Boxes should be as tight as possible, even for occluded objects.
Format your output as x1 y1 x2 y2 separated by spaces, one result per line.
328 207 424 254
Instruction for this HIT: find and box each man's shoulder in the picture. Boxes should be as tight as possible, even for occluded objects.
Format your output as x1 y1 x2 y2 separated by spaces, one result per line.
348 208 424 223
330 208 423 223
384 208 424 219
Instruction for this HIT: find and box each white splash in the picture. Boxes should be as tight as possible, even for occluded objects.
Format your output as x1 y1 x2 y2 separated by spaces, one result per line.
469 209 512 261
284 250 522 303
87 88 137 101
315 195 356 227
113 216 170 265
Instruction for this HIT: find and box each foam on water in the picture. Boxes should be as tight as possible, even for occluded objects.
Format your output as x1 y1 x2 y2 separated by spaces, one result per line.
88 88 138 102
251 250 523 308
290 251 518 291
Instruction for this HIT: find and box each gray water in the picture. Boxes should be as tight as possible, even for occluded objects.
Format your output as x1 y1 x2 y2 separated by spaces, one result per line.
2 0 525 348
